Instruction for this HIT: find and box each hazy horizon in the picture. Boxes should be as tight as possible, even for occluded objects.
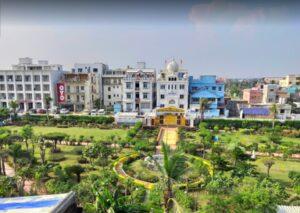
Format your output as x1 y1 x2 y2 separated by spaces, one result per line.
0 0 300 78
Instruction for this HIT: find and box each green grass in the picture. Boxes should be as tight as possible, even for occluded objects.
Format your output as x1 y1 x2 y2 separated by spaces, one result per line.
252 157 300 183
7 126 127 141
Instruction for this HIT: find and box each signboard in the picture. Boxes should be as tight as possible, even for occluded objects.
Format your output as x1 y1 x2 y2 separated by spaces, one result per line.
57 83 65 103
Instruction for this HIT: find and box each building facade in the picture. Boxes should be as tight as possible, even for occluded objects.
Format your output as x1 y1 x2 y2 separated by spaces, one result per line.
57 73 101 112
243 87 263 104
156 60 189 110
122 62 156 114
262 84 279 103
279 74 300 87
189 75 225 117
102 69 126 110
0 58 63 111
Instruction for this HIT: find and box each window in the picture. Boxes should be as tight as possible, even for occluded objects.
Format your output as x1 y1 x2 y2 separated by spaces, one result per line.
8 84 14 91
160 84 165 89
169 100 175 104
93 68 98 73
141 103 150 109
43 84 50 91
33 75 40 82
67 86 71 93
42 75 49 82
26 94 32 100
78 68 83 73
67 95 71 100
81 86 84 91
160 104 165 107
143 82 149 89
7 75 13 82
179 104 184 109
25 75 31 82
8 93 14 99
0 84 5 91
280 109 284 114
179 85 185 89
126 93 132 99
143 93 148 99
0 75 4 82
126 82 132 89
108 87 111 91
126 103 133 111
35 93 41 100
218 86 222 91
76 95 80 102
180 94 184 99
34 85 41 91
212 86 216 90
25 84 32 91
108 95 111 99
16 85 23 91
16 75 22 82
0 93 6 99
161 94 165 99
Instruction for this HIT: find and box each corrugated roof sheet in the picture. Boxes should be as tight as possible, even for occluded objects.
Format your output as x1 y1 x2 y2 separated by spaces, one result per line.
243 107 270 116
277 205 300 213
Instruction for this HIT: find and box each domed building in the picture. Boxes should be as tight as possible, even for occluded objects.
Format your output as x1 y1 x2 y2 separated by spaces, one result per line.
156 60 188 110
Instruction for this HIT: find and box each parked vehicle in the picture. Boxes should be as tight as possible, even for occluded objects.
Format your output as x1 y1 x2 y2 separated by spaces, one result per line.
37 109 47 114
98 109 105 115
28 109 37 114
60 108 70 114
90 109 97 116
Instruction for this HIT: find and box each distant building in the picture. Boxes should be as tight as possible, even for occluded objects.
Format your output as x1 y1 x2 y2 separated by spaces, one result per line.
122 62 156 114
262 84 279 103
0 57 63 111
241 107 271 119
102 69 126 109
57 72 101 112
243 87 263 104
189 75 225 117
156 60 189 110
279 74 300 87
263 77 282 84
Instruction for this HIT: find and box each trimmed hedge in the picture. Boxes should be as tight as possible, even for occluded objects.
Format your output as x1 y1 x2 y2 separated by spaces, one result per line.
19 114 115 126
200 119 300 130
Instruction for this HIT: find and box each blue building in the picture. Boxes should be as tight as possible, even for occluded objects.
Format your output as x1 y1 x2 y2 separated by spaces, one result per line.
189 75 225 117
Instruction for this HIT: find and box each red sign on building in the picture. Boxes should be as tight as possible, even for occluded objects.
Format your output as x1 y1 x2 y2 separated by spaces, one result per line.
57 83 65 103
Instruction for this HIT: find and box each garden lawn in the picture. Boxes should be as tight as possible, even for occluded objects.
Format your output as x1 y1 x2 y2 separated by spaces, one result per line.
7 126 127 141
252 157 300 183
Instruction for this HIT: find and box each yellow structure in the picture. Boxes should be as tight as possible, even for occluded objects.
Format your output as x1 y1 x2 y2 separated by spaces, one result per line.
153 106 187 126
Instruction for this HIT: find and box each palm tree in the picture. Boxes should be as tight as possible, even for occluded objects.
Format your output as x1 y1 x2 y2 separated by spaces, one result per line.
270 103 277 129
44 96 53 122
0 130 10 175
8 143 22 172
199 98 211 121
155 143 187 212
20 125 33 152
9 100 19 120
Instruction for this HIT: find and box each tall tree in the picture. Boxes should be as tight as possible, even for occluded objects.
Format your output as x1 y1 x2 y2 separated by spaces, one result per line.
199 98 211 121
20 125 33 152
8 143 22 172
44 96 53 122
270 103 277 129
9 101 19 120
155 143 187 212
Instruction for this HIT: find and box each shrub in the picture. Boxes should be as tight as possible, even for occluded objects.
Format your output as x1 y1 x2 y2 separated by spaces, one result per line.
77 157 89 164
48 153 65 162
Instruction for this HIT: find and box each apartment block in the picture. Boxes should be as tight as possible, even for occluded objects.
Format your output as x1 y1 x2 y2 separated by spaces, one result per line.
243 87 263 104
122 62 156 114
279 74 300 87
0 58 63 111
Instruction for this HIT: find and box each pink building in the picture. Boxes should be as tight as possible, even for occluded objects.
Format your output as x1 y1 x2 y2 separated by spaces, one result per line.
243 88 263 104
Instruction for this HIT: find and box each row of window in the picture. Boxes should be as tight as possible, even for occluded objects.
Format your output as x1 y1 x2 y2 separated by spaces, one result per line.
125 102 151 110
159 104 185 109
107 94 120 99
191 86 223 92
0 84 50 91
160 94 185 99
125 82 150 89
67 95 85 102
126 92 150 99
0 93 50 100
0 75 49 82
66 86 85 93
160 84 185 90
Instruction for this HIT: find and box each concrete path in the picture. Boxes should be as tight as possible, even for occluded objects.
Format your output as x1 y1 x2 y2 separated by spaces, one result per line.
156 127 179 153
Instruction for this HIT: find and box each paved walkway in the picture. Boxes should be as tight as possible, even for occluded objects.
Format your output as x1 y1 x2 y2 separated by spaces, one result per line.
156 127 178 153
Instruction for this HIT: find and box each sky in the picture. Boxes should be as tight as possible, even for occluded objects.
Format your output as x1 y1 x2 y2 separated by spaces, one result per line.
0 0 299 78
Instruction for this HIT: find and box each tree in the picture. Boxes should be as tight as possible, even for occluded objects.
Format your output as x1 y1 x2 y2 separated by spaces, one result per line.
38 136 47 165
8 143 22 172
0 129 10 175
16 166 34 196
44 96 53 122
270 103 277 129
262 158 275 178
155 143 187 212
94 98 102 109
9 101 19 120
199 98 211 121
43 132 68 152
64 165 85 183
0 107 9 120
20 125 33 152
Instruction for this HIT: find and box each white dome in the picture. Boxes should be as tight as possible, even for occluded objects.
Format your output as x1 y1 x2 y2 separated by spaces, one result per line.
166 60 179 73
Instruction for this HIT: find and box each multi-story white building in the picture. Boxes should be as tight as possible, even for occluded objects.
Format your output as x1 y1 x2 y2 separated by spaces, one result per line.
102 69 126 110
0 58 64 111
156 60 189 110
122 62 156 114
